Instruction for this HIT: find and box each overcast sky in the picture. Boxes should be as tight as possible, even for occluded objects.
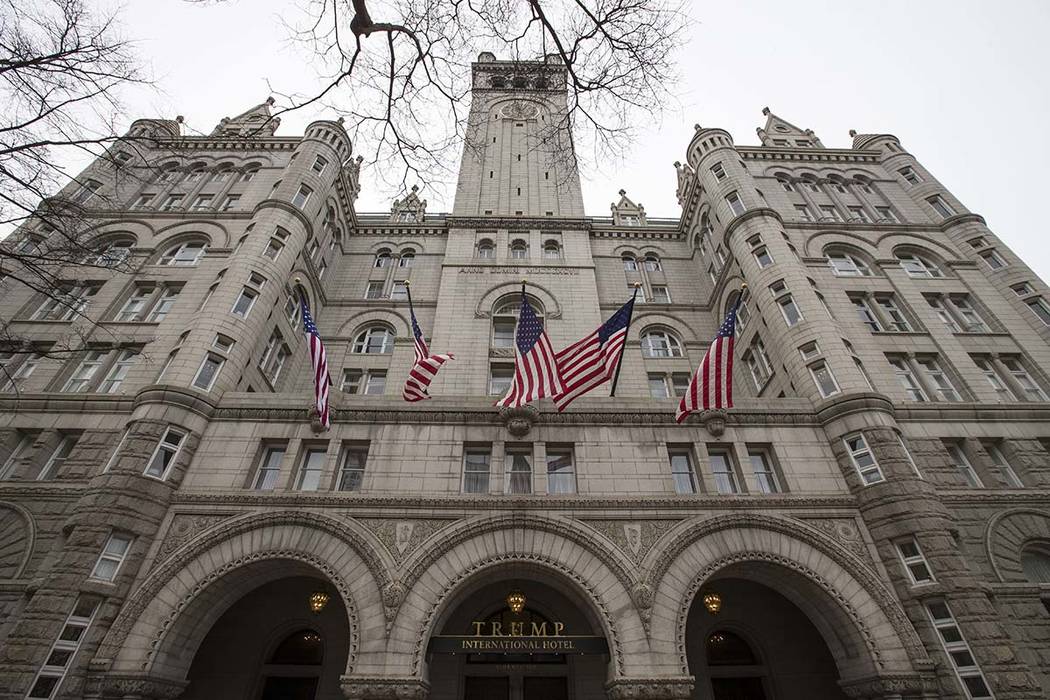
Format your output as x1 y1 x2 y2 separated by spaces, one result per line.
94 0 1050 280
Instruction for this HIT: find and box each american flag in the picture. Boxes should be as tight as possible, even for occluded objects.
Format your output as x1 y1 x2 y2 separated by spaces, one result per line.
676 297 741 423
553 296 636 411
300 296 332 429
402 303 453 402
495 289 564 408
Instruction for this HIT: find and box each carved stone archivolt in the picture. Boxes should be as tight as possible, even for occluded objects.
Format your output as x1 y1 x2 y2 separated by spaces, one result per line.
340 676 429 700
838 673 940 699
984 507 1050 582
83 673 188 700
795 516 875 567
605 677 694 700
152 512 236 566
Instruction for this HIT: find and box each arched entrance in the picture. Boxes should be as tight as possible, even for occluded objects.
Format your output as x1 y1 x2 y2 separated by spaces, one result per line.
183 575 350 700
685 576 846 700
425 568 611 700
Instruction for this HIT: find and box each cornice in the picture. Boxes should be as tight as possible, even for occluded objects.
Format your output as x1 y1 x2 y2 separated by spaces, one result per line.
739 147 881 164
939 491 1050 505
939 212 987 228
154 136 300 152
0 484 83 499
0 393 134 414
814 393 896 425
133 385 218 419
894 403 1050 422
447 215 588 231
722 206 785 246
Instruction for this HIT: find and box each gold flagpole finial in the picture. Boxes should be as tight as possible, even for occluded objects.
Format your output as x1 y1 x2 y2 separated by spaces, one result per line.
633 282 642 288
294 276 302 285
740 282 749 290
404 279 411 286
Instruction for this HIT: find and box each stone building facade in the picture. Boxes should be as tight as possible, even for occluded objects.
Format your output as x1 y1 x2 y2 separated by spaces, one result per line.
1 53 1049 700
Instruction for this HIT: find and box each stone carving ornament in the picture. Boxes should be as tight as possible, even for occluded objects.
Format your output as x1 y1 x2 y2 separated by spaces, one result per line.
501 100 539 120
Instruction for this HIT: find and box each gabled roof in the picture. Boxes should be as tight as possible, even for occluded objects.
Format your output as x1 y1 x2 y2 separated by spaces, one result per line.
756 107 823 147
211 97 281 138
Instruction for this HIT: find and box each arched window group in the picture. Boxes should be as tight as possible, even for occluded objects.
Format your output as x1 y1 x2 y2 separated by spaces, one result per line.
896 251 945 278
510 239 528 259
491 295 544 347
1021 543 1050 583
543 240 561 260
158 239 208 266
477 239 495 259
641 328 683 358
352 325 395 354
825 249 873 277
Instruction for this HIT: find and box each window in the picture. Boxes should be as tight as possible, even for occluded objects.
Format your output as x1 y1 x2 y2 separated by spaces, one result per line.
159 241 206 266
253 446 285 490
116 285 155 321
925 600 993 699
291 184 313 209
98 349 138 393
972 357 1015 402
916 356 962 401
897 539 935 584
546 447 576 494
897 253 943 278
888 357 927 401
221 194 240 211
984 441 1022 488
191 194 214 211
708 448 739 494
260 331 290 385
898 166 922 185
71 179 102 203
648 373 671 398
374 249 392 268
463 448 491 493
477 240 495 259
0 432 34 480
144 427 185 480
390 281 408 301
264 237 285 260
752 245 773 268
26 596 100 699
748 448 780 493
297 447 328 491
131 193 154 210
669 448 697 494
770 280 802 326
505 447 533 494
643 255 662 272
364 281 384 299
744 339 772 391
926 195 956 219
711 162 726 180
876 206 899 223
876 296 911 332
352 326 395 354
925 296 959 333
39 435 77 480
148 285 182 323
312 155 328 174
819 205 843 222
946 442 982 487
794 204 814 221
847 206 870 222
1024 297 1050 326
489 364 513 396
231 286 259 318
510 239 528 259
809 360 840 398
641 329 683 358
1000 357 1047 401
338 444 368 491
399 250 415 267
90 533 133 582
93 239 133 267
622 255 638 271
726 192 746 216
650 286 671 304
1012 282 1035 297
844 433 884 485
948 296 987 332
62 350 107 392
364 370 386 395
978 249 1006 270
1020 544 1050 583
827 252 871 277
33 284 101 321
192 353 224 391
160 194 184 211
241 168 258 182
777 176 793 191
799 341 820 361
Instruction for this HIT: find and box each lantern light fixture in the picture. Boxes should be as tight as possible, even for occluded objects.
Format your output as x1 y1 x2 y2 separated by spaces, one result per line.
310 590 330 613
702 592 722 614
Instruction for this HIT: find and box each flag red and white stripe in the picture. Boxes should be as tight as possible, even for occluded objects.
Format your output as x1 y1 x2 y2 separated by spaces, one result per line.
300 297 332 429
495 289 564 408
402 304 453 401
553 296 636 411
676 298 741 423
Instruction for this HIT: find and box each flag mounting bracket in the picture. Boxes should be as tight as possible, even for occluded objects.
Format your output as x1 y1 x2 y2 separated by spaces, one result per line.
680 408 727 436
499 404 540 437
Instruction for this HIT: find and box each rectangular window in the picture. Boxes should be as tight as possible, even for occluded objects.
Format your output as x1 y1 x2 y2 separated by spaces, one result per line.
0 432 34 480
505 447 533 495
26 596 100 699
144 427 185 480
363 370 386 395
889 357 927 401
899 166 922 185
819 205 843 222
312 155 328 174
926 195 956 219
748 447 781 493
925 600 993 699
89 533 133 582
925 295 960 333
711 162 726 180
365 281 384 300
1025 297 1050 326
62 350 107 392
916 356 962 402
192 353 224 391
390 281 408 301
753 246 773 268
847 206 870 222
984 441 1023 488
39 434 77 480
799 341 820 362
949 296 987 333
672 372 691 397
231 286 258 317
146 285 181 323
117 285 156 321
161 194 184 211
1000 357 1048 401
651 286 671 304
463 448 491 494
253 445 285 490
297 447 328 491
876 296 911 332
770 281 802 326
338 443 368 491
972 356 1015 402
708 448 739 494
844 433 885 485
33 284 101 321
852 296 882 332
809 360 840 398
191 194 214 211
897 538 935 584
669 448 697 494
341 369 362 394
648 373 671 399
264 238 284 260
794 204 814 221
725 192 746 216
221 194 241 211
291 184 313 209
876 206 899 223
99 349 139 394
488 364 514 396
979 249 1006 270
546 447 576 494
131 193 154 210
946 442 982 487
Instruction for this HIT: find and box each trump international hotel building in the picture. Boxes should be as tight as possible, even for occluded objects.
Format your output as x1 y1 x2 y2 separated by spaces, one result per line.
1 53 1050 700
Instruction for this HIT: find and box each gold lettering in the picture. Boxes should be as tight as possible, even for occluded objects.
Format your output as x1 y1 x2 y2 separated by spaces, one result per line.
553 622 565 636
510 621 524 636
531 622 548 636
491 621 503 636
472 621 485 636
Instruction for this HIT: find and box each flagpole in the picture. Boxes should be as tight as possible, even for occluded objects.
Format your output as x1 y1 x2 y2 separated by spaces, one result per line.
608 283 641 398
404 278 415 317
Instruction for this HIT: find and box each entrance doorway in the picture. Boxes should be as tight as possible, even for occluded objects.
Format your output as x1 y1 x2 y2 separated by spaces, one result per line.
463 675 568 700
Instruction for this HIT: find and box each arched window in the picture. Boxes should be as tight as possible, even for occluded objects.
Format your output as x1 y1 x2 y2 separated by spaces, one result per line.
543 240 561 260
825 250 872 277
477 239 495 259
853 175 874 195
269 629 324 665
641 328 683 358
800 175 820 193
827 176 848 194
352 326 395 354
212 165 234 182
155 162 179 183
92 237 135 267
240 164 261 182
775 173 794 192
706 630 759 666
185 164 206 182
159 240 207 266
510 239 528 259
399 249 415 268
896 251 944 279
492 295 543 347
643 254 662 272
622 255 638 271
374 249 392 268
1021 543 1050 583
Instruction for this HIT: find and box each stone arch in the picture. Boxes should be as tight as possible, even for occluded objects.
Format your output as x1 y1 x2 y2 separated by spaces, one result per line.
96 511 390 681
876 232 958 260
646 514 926 680
475 281 562 319
985 508 1050 582
336 309 410 338
0 502 34 579
631 313 700 343
803 230 880 258
153 220 232 249
388 516 649 678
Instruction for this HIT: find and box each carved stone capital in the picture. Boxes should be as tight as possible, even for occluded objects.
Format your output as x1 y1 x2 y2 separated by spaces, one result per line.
84 673 188 700
341 676 430 700
700 409 726 436
499 404 540 437
839 673 939 699
605 677 694 700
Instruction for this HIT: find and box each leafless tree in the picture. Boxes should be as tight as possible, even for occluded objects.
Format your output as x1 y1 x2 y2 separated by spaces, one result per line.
197 0 687 194
0 0 152 374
